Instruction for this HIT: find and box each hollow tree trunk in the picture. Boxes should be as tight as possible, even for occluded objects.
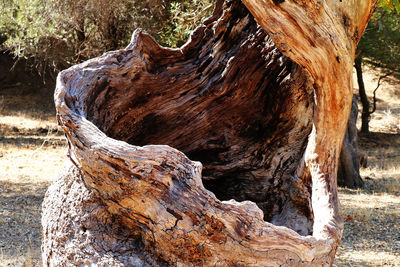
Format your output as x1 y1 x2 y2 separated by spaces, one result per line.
42 0 377 266
355 55 370 134
337 96 364 189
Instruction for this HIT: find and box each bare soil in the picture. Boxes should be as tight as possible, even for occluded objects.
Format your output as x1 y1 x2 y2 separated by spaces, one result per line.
334 66 400 267
0 85 67 266
0 65 399 266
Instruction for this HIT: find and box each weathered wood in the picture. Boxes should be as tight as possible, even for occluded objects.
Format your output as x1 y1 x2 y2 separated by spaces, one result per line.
42 0 377 266
242 0 377 241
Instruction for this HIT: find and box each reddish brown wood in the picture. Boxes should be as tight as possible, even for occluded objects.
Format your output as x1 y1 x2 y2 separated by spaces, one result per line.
42 0 377 266
242 0 377 241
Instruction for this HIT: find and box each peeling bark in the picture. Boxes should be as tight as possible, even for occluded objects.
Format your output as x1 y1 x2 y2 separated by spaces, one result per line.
42 0 377 266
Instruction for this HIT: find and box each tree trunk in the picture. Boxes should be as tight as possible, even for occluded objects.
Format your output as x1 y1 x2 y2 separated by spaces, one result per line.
355 55 370 134
337 96 364 188
42 0 377 266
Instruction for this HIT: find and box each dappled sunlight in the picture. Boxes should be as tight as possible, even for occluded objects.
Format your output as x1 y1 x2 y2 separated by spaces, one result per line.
353 65 400 105
359 138 400 194
336 189 400 266
339 190 400 209
334 64 400 266
0 180 49 267
363 160 400 174
335 249 400 267
0 88 68 264
0 146 67 184
0 92 68 183
353 64 400 134
0 113 68 184
0 115 58 131
369 109 400 134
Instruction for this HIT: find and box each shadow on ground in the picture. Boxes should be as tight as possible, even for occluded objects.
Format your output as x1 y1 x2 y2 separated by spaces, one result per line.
0 181 50 266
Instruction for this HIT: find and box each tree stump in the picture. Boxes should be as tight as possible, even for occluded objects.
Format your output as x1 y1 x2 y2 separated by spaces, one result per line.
42 0 377 266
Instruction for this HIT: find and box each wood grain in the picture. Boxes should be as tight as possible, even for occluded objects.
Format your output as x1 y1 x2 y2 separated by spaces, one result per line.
42 0 377 265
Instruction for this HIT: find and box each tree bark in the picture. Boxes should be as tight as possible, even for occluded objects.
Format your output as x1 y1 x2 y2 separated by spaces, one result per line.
337 96 364 188
355 55 370 134
42 0 377 266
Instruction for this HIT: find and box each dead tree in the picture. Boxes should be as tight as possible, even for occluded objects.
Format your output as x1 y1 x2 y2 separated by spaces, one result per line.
42 0 377 266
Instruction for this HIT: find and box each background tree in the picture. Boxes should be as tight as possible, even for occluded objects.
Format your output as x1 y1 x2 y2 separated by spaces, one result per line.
356 0 400 133
337 97 365 188
0 0 214 77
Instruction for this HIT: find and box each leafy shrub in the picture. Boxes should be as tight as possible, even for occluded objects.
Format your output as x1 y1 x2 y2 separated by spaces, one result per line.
0 0 214 75
358 0 400 72
159 0 214 47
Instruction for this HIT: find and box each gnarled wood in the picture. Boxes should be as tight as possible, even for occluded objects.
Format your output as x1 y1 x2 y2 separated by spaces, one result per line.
242 0 377 241
42 0 377 266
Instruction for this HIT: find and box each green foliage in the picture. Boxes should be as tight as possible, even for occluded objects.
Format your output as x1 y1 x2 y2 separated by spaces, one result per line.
378 0 400 13
1 0 74 73
158 0 214 48
0 0 214 75
358 0 400 72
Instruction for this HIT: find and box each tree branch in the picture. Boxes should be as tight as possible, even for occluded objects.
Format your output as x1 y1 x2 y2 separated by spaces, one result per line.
370 71 393 114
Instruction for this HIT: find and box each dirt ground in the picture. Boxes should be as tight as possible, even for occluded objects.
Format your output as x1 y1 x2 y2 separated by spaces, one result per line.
0 65 399 266
334 66 400 267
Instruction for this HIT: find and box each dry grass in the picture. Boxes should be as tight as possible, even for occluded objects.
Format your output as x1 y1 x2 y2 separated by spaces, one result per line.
0 86 67 267
355 65 400 134
335 188 400 266
0 65 399 266
333 66 400 267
